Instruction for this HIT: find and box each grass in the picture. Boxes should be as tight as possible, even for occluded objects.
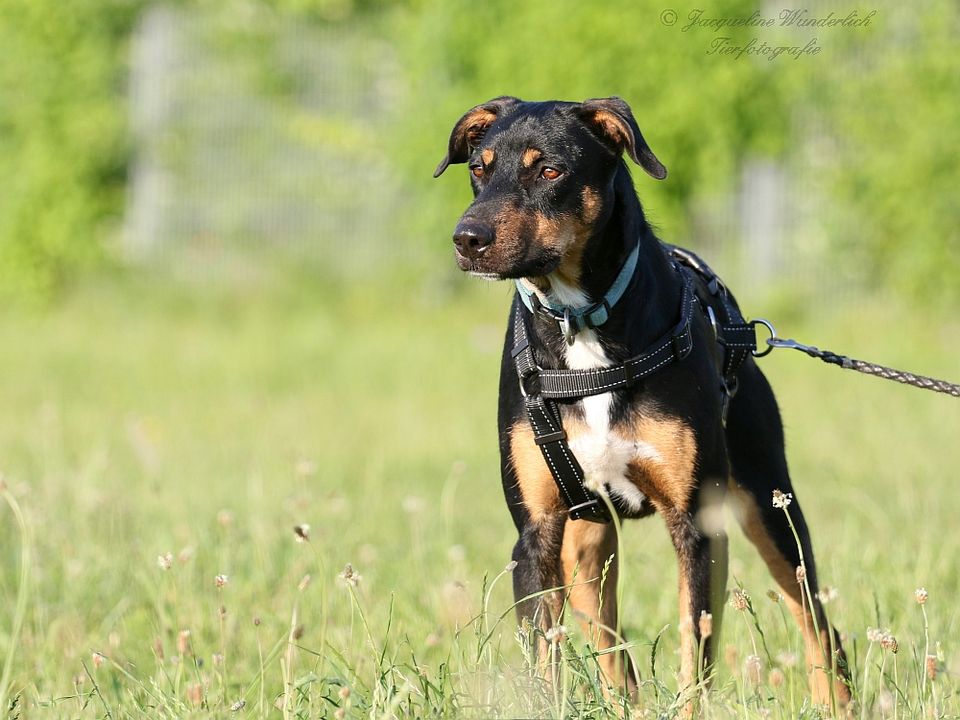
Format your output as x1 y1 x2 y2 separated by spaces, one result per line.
0 269 958 718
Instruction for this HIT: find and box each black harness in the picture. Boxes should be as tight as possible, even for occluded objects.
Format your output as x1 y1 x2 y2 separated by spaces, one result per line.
511 243 759 524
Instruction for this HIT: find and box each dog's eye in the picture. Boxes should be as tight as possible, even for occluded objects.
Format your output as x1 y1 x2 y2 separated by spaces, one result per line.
470 165 484 179
540 167 562 181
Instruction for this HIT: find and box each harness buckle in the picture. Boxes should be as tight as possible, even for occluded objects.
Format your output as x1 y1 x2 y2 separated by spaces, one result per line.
517 366 541 398
568 498 610 524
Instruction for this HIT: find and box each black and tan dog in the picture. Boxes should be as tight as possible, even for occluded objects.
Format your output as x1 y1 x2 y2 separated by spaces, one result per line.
434 96 850 705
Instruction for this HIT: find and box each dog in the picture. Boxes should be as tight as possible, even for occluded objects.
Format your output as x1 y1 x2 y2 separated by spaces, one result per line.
434 96 851 706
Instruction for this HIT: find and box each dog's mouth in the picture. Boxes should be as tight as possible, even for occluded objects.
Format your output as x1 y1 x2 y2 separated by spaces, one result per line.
454 244 562 281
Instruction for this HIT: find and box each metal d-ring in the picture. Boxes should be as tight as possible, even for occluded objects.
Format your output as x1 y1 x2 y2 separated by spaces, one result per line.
706 306 719 341
560 307 576 346
750 318 777 357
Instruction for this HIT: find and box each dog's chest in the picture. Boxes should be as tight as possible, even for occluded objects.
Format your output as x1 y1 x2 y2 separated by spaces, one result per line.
561 329 659 513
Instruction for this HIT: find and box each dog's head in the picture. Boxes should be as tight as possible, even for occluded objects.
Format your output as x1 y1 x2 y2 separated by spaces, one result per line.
434 96 666 280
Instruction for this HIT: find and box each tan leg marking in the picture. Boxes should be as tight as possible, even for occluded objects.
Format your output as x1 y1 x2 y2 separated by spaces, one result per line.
560 520 634 692
624 415 697 513
509 421 563 524
676 552 697 692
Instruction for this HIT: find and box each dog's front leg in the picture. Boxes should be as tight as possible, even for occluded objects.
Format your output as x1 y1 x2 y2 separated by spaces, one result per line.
663 508 726 706
560 519 637 695
511 513 567 676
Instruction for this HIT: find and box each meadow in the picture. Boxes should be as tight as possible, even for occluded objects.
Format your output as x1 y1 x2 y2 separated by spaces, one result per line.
1 271 958 718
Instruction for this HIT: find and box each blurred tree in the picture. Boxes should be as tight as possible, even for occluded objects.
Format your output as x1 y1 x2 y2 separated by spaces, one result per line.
0 0 956 304
0 0 145 300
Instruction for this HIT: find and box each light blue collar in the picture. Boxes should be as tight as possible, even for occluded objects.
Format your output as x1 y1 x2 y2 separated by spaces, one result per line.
515 241 640 344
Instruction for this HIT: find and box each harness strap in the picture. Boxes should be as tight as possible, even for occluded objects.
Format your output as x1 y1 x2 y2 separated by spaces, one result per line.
665 244 757 422
534 271 697 400
511 244 760 523
511 263 703 524
511 307 610 523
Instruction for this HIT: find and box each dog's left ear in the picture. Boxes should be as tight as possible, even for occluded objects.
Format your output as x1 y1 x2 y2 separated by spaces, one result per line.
434 96 520 178
575 97 667 180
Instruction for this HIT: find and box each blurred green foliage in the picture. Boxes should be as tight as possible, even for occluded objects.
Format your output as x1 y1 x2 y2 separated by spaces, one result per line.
0 0 957 303
0 0 145 299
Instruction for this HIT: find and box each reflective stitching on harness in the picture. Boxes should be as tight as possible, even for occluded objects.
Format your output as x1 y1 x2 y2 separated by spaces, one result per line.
539 330 687 396
525 403 575 501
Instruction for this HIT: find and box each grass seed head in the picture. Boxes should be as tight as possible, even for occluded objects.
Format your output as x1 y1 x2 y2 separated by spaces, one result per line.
293 523 310 543
915 587 929 605
745 654 763 687
215 573 229 588
772 489 793 509
731 588 750 611
866 627 884 643
795 565 806 583
338 686 351 700
926 654 938 681
334 709 346 720
230 700 245 712
698 611 713 639
776 651 798 668
338 563 362 587
504 560 518 573
177 630 191 655
545 625 568 643
768 668 785 688
157 552 173 570
817 586 839 604
766 590 783 603
880 632 898 653
186 683 203 706
217 509 234 527
91 652 105 669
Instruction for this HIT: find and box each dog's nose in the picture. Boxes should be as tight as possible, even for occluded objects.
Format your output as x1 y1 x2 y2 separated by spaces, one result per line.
453 221 494 260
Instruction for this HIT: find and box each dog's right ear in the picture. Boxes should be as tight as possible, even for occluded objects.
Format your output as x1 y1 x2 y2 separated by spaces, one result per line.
433 96 520 178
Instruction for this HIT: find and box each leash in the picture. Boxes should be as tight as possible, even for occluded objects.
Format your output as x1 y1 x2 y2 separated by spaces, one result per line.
759 330 960 398
512 242 958 525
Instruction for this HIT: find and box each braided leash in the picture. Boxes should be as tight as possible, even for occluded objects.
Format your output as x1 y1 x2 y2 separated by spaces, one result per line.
761 334 960 398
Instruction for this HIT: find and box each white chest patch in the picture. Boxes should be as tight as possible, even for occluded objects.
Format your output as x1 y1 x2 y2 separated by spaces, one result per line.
531 276 661 512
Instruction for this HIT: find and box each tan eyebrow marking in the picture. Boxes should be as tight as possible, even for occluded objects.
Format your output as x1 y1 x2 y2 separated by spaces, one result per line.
480 148 495 165
522 148 542 167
